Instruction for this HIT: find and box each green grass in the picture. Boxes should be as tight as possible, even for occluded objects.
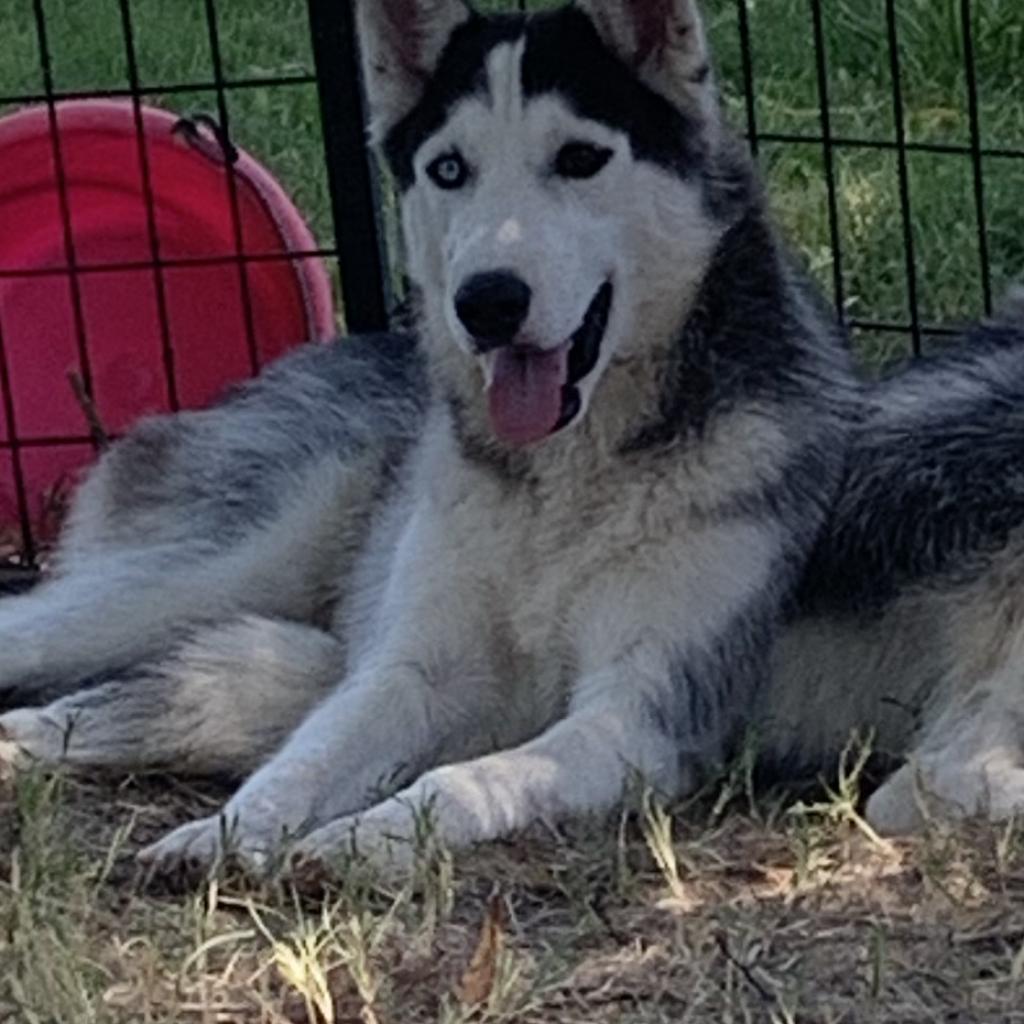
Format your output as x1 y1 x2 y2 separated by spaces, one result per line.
2 0 1023 365
702 0 1024 364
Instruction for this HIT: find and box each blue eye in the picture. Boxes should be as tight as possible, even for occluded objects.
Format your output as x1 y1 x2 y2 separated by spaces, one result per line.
427 151 471 190
555 142 614 180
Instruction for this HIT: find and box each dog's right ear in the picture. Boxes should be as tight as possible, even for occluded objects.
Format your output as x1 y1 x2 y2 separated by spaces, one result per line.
356 0 472 141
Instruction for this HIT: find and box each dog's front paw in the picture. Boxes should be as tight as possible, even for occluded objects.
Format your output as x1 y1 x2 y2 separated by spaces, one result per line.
137 811 290 877
139 759 329 877
289 803 420 884
137 815 234 875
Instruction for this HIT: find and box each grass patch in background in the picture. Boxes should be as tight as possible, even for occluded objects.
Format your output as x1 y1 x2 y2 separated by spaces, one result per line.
1 0 1023 363
704 0 1024 364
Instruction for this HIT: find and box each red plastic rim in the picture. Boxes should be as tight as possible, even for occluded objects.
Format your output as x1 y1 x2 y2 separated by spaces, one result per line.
0 100 337 547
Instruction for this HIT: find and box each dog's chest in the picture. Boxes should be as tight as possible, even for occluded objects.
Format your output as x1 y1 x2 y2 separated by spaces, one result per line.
471 465 689 661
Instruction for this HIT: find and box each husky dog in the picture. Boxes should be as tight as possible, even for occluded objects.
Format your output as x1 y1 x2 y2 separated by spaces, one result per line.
3 0 1024 875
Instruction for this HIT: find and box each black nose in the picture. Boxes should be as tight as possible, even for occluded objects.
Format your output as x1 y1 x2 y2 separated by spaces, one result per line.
455 271 532 349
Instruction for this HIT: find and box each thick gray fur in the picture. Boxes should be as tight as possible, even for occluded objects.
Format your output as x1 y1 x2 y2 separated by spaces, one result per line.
2 0 1024 872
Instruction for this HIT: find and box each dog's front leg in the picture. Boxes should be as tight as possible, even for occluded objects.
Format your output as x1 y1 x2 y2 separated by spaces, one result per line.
289 666 681 876
136 661 463 873
291 552 783 875
138 492 524 874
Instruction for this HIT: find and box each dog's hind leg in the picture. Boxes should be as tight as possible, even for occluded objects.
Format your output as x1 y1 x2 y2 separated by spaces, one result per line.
797 293 1024 833
866 666 1024 833
0 551 250 706
865 543 1024 833
0 451 379 708
0 615 345 776
0 333 425 708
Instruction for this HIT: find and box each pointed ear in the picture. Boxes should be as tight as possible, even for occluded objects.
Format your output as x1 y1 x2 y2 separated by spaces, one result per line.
356 0 472 141
576 0 715 116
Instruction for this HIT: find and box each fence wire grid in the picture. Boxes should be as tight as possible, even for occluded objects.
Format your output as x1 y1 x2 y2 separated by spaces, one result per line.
0 0 1022 575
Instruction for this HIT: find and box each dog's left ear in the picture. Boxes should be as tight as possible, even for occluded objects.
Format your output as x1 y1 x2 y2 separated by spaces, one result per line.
577 0 715 116
356 0 472 141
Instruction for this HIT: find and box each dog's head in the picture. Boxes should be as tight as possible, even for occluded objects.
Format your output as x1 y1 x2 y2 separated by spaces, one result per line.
357 0 749 448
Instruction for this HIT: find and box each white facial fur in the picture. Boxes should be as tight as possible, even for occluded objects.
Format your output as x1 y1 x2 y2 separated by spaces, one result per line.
400 39 720 431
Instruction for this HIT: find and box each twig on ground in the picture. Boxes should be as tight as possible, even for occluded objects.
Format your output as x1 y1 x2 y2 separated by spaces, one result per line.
67 371 110 450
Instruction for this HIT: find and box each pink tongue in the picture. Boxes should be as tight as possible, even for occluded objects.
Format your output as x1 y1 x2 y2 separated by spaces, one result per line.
488 343 570 446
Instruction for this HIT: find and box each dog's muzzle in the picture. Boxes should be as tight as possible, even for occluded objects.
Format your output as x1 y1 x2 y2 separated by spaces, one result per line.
484 282 613 447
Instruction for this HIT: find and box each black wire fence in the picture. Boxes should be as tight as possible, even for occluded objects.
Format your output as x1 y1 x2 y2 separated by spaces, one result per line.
0 0 1021 579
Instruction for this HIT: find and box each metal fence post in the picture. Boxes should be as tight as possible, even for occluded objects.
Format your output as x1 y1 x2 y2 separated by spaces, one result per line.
306 0 390 334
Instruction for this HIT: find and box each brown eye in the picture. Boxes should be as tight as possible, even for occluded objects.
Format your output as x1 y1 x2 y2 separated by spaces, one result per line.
427 151 470 190
555 142 614 180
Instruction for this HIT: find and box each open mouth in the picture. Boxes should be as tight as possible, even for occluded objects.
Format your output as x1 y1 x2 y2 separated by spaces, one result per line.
486 282 613 447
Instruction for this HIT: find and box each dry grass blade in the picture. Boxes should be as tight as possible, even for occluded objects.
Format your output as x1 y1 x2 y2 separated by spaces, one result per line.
641 789 694 910
3 765 1024 1021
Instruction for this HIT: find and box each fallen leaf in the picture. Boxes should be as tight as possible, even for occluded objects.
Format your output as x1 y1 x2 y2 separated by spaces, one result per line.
455 891 507 1008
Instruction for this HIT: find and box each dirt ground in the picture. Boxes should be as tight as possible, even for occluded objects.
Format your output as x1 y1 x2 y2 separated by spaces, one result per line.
2 756 1024 1024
